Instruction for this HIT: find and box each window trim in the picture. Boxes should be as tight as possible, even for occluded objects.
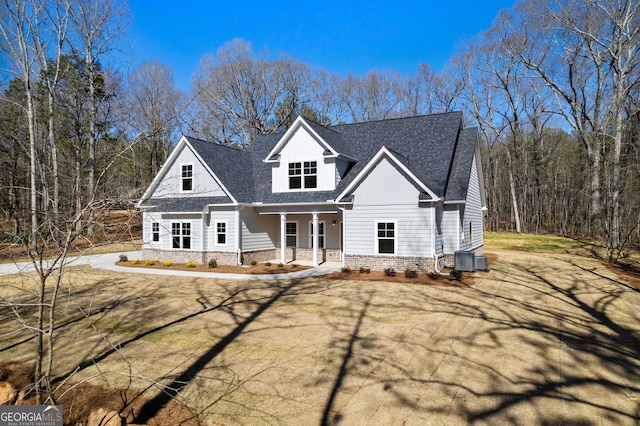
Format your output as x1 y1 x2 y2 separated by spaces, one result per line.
180 162 194 192
285 221 298 248
215 220 228 246
287 160 317 190
374 220 397 255
308 220 326 249
151 222 160 243
171 221 192 250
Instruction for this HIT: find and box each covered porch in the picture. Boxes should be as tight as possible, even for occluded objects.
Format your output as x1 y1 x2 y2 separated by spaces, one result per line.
258 206 343 267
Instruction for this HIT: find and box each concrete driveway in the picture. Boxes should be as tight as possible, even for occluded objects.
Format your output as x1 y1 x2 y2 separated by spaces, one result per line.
1 248 638 425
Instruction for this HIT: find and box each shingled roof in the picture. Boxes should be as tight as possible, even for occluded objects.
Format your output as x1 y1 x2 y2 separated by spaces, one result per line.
169 111 478 205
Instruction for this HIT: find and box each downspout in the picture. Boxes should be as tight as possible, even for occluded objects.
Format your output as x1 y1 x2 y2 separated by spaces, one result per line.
432 204 448 276
236 205 244 265
338 206 347 269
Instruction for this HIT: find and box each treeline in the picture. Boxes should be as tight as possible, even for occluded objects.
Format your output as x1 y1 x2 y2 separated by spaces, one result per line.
1 0 639 257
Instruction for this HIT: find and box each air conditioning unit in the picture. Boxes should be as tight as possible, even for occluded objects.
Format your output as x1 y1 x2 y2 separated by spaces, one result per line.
475 256 489 272
454 251 476 272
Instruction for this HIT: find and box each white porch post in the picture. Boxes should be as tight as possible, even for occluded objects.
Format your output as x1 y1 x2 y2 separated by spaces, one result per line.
312 212 319 267
280 213 287 264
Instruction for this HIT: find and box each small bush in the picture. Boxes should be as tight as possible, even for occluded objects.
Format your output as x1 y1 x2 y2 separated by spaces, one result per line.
383 267 396 277
144 259 156 266
250 260 257 266
163 260 174 267
449 270 462 281
131 259 141 265
341 267 351 273
277 263 284 268
427 271 440 280
119 254 128 262
208 259 218 268
359 267 371 274
404 269 418 278
186 260 196 268
265 262 272 266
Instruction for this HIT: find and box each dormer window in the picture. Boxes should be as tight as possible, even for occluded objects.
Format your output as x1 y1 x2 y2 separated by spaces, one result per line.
288 161 317 189
181 164 193 191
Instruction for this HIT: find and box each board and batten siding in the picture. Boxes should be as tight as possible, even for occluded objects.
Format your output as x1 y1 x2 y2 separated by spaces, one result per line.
271 127 336 192
152 144 227 198
345 157 433 257
206 208 237 252
460 154 483 251
241 208 277 251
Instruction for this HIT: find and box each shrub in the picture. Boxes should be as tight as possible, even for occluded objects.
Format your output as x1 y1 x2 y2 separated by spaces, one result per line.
208 259 218 268
404 269 418 278
250 260 257 266
427 271 440 280
186 260 196 268
359 267 371 274
277 263 284 268
341 267 351 273
131 259 141 265
144 259 155 266
449 270 462 281
265 262 272 266
119 254 128 262
383 267 396 277
163 260 174 267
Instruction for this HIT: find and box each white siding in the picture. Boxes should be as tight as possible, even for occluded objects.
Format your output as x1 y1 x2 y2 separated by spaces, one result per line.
460 155 484 250
152 144 226 198
442 205 460 253
142 212 163 249
271 127 337 192
206 208 236 252
345 157 432 257
241 208 277 251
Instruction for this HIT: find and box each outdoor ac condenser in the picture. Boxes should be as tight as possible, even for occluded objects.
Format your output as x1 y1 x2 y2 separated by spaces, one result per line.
454 251 476 272
475 256 489 272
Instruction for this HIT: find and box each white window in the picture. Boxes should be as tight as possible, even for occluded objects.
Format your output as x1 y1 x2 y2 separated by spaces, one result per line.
288 161 317 189
215 221 227 246
152 222 160 242
376 221 396 254
286 222 297 247
171 222 191 249
309 221 325 249
181 163 193 191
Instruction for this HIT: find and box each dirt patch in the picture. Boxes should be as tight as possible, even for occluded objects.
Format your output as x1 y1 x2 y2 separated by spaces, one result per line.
0 362 201 426
116 261 312 274
603 261 640 290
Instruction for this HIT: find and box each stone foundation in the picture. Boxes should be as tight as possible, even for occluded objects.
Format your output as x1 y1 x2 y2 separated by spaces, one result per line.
275 248 341 263
344 254 439 273
241 249 276 264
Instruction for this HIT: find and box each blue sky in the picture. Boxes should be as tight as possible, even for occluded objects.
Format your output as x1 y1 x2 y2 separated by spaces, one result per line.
125 0 517 90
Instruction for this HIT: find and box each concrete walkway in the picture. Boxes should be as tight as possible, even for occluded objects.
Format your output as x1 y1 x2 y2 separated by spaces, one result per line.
0 251 342 280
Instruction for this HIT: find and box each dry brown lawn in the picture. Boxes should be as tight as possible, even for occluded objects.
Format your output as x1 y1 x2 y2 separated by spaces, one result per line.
1 239 639 425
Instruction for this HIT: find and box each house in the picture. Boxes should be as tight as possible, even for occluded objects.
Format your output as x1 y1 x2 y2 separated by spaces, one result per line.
137 111 486 272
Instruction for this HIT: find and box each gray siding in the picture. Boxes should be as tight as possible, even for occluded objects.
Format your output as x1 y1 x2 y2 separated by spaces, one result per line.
206 208 237 252
460 155 484 250
442 205 460 253
241 208 277 251
345 157 432 257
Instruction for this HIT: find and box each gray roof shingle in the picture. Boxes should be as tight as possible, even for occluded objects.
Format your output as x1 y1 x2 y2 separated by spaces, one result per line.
178 112 477 205
141 196 233 212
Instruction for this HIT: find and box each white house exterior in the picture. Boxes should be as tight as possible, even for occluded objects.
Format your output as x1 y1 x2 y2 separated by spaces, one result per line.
137 112 486 272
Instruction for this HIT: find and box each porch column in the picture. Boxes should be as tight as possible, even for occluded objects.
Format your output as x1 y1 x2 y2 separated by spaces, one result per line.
280 213 287 264
312 212 319 267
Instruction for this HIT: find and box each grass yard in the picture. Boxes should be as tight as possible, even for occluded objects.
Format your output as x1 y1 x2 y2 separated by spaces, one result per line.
1 232 639 425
